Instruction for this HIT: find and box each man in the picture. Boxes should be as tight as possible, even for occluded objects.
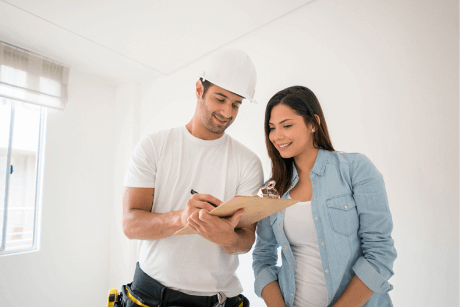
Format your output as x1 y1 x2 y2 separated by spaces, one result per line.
121 49 263 307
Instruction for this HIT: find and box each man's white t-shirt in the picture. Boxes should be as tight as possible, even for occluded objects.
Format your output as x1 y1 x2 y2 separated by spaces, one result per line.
124 126 263 297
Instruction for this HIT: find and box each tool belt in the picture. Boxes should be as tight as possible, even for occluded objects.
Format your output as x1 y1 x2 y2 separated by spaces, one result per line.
107 263 249 307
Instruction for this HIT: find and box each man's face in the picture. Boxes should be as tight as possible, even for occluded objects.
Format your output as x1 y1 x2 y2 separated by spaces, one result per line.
197 82 243 135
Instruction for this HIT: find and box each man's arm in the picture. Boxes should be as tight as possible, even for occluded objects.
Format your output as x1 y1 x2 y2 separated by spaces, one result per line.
122 187 182 240
187 208 256 254
122 187 218 240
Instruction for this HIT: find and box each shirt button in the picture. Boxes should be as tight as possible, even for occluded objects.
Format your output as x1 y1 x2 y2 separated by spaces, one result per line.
270 222 273 225
329 296 332 299
291 293 294 296
311 174 315 177
278 223 281 226
284 246 287 249
321 242 324 246
344 205 348 209
315 217 318 220
313 197 316 200
325 269 329 273
313 182 316 184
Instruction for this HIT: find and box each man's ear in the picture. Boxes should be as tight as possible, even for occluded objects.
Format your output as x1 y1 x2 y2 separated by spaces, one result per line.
196 80 204 99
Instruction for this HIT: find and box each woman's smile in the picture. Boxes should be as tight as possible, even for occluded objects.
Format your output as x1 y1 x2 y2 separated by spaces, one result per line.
278 142 292 149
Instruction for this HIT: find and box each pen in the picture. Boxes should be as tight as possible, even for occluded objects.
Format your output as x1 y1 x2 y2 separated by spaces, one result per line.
190 189 217 207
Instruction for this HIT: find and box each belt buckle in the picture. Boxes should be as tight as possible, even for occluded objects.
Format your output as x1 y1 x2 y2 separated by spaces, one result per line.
212 292 227 307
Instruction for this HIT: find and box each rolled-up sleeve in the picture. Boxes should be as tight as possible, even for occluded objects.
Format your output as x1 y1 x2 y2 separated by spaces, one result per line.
252 216 280 297
351 154 397 293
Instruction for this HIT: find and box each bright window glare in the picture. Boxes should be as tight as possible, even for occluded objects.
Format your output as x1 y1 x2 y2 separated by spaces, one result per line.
40 77 61 97
1 65 27 85
0 65 27 102
0 100 11 148
0 97 45 255
11 102 41 152
0 100 11 245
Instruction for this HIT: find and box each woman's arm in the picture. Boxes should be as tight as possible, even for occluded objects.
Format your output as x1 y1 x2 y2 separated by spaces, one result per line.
261 280 286 307
335 154 397 305
252 216 282 299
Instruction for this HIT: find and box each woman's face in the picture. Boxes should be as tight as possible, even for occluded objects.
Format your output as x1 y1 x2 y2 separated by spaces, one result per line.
268 104 314 159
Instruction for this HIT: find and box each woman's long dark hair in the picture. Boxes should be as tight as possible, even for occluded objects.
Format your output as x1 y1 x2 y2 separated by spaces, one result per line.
265 86 334 196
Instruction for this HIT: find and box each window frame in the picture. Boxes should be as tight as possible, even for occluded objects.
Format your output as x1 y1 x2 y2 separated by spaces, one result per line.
0 98 47 256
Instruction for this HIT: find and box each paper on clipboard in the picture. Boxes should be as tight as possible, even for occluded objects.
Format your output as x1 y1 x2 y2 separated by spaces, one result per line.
174 196 300 235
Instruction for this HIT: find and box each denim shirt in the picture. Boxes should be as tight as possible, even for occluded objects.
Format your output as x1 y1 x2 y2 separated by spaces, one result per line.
252 149 397 307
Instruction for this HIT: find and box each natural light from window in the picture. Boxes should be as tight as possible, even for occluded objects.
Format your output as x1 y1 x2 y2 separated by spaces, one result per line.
0 97 45 255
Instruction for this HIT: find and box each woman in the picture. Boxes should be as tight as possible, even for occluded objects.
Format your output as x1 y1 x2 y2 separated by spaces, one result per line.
252 86 397 307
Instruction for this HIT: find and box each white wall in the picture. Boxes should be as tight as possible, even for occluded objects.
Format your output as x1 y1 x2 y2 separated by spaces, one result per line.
109 82 142 290
110 0 458 306
0 70 115 307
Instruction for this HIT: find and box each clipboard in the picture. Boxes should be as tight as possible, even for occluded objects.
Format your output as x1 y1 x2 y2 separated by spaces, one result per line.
174 196 300 235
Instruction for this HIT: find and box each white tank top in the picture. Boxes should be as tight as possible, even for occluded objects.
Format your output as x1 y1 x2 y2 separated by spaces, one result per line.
284 196 328 307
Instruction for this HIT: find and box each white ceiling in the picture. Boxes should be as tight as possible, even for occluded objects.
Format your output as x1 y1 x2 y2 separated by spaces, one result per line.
0 0 314 85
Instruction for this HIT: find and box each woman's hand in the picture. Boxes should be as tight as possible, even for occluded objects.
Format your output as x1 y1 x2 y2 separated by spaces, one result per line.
331 275 374 307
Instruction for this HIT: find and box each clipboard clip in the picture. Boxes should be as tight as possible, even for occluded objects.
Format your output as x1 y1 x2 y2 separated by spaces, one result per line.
257 180 280 198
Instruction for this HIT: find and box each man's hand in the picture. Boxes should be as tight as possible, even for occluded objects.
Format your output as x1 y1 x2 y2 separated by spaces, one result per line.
187 208 245 247
180 194 222 227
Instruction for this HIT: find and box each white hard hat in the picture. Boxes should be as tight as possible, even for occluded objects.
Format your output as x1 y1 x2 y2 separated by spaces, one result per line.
200 49 257 102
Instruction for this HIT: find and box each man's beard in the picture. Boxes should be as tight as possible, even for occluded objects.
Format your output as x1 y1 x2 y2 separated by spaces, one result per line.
201 111 232 135
199 98 232 134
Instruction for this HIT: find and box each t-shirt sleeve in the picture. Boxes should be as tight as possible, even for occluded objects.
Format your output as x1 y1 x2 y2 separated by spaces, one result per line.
236 154 264 197
124 135 159 188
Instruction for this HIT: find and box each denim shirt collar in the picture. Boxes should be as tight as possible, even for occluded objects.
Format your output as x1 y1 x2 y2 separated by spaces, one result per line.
290 148 328 185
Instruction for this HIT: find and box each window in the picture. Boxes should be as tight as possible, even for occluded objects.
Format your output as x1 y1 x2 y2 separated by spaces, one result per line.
0 41 68 256
0 41 69 256
0 97 46 255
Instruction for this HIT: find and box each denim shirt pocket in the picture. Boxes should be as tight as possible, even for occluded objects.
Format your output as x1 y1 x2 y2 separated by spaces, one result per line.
326 194 359 236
